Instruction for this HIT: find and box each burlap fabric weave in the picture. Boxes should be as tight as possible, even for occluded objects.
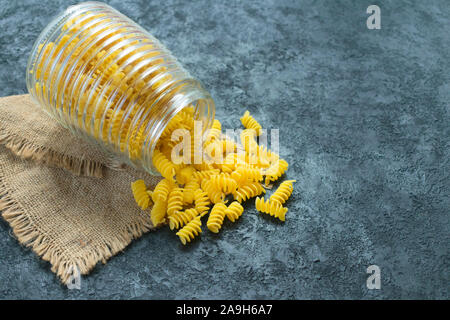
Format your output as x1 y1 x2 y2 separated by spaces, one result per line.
0 94 161 284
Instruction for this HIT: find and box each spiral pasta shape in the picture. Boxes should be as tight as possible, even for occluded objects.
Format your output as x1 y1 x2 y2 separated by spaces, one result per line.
178 106 195 128
176 216 202 245
207 203 227 233
201 179 225 203
194 189 210 215
152 149 176 181
234 181 266 203
270 180 296 204
167 187 184 216
168 208 199 230
209 173 238 194
131 180 151 210
150 200 167 227
152 178 174 202
183 179 200 204
159 113 183 140
264 159 289 185
231 165 263 185
240 110 262 136
225 201 244 222
255 197 287 221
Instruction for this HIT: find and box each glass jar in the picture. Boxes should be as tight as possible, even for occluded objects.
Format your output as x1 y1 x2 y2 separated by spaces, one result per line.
26 1 215 174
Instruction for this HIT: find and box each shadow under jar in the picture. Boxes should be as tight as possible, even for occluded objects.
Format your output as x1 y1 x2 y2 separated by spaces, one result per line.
26 1 215 175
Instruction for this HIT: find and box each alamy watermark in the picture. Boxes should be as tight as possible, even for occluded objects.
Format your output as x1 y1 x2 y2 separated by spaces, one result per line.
367 5 381 29
366 265 381 289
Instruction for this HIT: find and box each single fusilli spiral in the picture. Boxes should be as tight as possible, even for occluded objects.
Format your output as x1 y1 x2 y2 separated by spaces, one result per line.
264 159 289 185
234 181 266 203
201 178 225 203
225 201 244 222
270 180 296 204
167 187 184 216
150 200 167 226
240 110 262 136
152 178 174 202
207 203 227 233
194 189 211 215
176 216 202 245
152 149 176 181
255 197 287 221
131 180 151 210
168 208 199 230
209 173 238 194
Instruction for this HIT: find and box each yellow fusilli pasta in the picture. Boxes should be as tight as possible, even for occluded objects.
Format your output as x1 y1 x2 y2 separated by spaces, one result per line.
240 110 262 136
231 165 263 185
255 197 287 221
176 216 202 245
183 179 200 204
152 149 176 181
152 178 174 202
167 187 184 216
264 159 288 185
131 179 151 210
194 189 210 215
270 180 296 204
225 201 244 222
234 181 266 203
201 178 225 204
168 208 199 230
209 173 238 194
207 203 227 233
150 200 167 226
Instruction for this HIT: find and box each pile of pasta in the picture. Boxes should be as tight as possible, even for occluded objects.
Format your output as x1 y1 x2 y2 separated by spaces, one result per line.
31 11 183 162
131 110 295 245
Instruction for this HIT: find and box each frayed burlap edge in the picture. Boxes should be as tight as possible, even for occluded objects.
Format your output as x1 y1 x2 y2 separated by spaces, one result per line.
0 173 154 285
0 129 105 178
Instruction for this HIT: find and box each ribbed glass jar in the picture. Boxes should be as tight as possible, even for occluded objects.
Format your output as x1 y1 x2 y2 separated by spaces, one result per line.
26 1 214 174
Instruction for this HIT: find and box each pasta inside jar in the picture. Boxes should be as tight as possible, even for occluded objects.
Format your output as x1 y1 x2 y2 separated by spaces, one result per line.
26 2 214 174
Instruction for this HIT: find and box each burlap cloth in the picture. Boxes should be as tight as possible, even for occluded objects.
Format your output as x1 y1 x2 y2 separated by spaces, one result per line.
0 94 161 284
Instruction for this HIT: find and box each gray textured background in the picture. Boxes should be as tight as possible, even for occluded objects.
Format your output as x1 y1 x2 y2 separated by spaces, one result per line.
0 0 449 299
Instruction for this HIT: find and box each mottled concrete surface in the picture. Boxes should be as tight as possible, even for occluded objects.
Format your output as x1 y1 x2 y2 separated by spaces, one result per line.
0 0 449 299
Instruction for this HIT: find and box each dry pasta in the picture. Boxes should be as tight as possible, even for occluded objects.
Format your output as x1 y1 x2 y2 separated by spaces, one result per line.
207 203 227 233
130 109 294 245
131 180 151 210
255 197 288 221
224 201 244 223
270 180 296 204
176 216 202 245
